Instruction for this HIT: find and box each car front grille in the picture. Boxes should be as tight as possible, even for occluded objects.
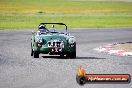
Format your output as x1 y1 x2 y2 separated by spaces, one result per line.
48 40 64 48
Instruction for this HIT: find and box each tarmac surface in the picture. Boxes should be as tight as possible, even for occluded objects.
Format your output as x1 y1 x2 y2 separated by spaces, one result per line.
0 28 132 88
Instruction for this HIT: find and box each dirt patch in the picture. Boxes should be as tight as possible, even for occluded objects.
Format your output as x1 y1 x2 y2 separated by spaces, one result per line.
112 43 132 52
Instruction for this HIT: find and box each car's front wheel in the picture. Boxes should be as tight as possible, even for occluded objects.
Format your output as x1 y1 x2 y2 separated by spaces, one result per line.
34 51 39 58
67 51 76 58
31 49 33 56
31 43 34 56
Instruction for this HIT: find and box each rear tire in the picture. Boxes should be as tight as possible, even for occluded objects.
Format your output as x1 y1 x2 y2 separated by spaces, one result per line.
34 51 39 58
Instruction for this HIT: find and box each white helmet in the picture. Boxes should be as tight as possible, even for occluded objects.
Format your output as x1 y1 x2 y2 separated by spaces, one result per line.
38 23 46 29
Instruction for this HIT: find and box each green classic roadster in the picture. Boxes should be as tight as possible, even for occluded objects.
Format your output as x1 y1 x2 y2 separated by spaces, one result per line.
31 23 76 58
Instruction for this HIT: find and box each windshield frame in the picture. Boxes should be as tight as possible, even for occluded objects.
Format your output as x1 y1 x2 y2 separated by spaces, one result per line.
39 23 68 33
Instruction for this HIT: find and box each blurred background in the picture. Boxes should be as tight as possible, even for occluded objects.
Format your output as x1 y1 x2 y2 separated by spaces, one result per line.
0 0 132 29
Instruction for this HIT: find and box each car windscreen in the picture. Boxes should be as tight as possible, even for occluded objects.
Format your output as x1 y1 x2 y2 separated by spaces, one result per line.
44 24 67 33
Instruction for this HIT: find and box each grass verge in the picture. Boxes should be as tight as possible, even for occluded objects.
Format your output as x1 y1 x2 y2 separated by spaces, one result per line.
0 14 132 29
0 0 132 29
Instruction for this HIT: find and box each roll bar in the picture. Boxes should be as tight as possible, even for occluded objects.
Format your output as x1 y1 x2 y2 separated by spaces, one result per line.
40 23 68 32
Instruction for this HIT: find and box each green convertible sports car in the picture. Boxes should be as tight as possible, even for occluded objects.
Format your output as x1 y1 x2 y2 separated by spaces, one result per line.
31 23 76 58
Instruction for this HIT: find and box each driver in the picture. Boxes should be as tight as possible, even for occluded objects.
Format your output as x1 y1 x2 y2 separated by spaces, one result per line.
38 23 50 33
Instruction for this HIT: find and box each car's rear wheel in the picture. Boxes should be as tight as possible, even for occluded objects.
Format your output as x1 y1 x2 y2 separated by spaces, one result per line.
34 51 39 58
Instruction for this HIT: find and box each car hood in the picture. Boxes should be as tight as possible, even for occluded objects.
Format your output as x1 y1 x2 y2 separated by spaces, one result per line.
39 33 69 42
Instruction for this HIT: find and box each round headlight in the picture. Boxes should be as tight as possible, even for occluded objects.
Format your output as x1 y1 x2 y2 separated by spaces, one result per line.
38 39 42 43
36 37 43 43
68 38 76 44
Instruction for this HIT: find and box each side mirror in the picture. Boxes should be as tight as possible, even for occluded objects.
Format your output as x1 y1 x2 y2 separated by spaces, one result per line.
52 25 55 28
66 32 70 36
32 31 35 34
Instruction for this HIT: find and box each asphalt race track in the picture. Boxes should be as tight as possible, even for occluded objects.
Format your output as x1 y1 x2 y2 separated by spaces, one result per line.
0 28 132 88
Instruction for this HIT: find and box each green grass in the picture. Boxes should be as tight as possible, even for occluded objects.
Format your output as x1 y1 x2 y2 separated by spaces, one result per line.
0 14 132 29
0 0 132 29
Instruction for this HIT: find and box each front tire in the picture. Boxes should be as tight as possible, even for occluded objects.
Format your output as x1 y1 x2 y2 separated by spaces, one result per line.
71 52 76 58
67 51 76 58
31 49 33 56
34 51 39 58
31 42 34 56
